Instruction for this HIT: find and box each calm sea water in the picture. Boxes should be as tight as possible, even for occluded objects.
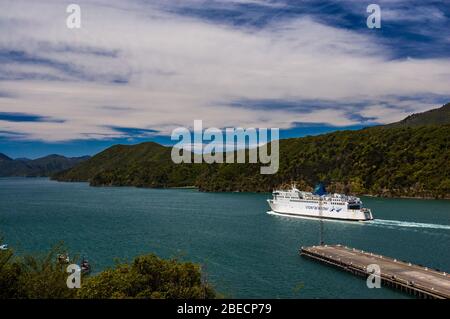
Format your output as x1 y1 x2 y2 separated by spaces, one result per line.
1 177 449 298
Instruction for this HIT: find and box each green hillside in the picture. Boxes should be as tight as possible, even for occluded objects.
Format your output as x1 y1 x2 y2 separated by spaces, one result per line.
196 125 450 198
53 104 450 199
54 142 206 187
385 102 450 127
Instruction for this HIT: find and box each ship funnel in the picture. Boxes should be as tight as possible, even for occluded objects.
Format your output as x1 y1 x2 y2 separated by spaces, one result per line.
313 183 327 196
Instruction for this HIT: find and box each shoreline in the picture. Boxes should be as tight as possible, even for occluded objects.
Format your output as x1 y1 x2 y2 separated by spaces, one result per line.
55 177 450 201
2 176 449 201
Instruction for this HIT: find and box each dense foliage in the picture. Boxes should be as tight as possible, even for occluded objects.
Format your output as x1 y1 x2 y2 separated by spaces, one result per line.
196 125 450 198
53 104 450 199
0 242 217 299
78 254 216 299
0 243 78 299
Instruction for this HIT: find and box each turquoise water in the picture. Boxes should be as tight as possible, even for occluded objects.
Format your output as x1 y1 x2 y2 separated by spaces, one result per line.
1 177 449 298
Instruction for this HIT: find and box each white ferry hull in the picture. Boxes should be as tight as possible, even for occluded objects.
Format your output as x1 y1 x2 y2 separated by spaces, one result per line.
267 199 373 222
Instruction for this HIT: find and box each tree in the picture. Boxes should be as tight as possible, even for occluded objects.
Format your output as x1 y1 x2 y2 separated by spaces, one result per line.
0 241 217 299
78 254 217 299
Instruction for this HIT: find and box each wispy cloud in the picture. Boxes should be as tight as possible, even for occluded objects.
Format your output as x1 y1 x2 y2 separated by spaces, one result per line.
0 112 64 123
0 0 449 142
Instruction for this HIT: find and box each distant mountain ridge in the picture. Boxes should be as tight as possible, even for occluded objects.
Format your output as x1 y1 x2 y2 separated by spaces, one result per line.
0 154 90 177
53 103 450 199
0 153 12 161
385 102 450 127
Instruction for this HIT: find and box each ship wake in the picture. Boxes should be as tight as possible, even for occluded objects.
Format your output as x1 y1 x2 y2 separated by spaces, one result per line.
368 219 450 230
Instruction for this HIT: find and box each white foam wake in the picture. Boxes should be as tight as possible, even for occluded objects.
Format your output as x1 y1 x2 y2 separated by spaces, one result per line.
368 219 450 230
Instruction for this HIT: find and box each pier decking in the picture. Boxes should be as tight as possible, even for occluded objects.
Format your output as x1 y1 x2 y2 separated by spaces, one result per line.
300 244 450 299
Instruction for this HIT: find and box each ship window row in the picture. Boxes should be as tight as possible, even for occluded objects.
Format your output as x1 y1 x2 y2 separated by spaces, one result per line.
275 197 345 205
286 199 346 205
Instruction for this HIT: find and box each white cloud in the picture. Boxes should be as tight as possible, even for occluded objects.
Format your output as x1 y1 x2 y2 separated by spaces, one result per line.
0 0 449 141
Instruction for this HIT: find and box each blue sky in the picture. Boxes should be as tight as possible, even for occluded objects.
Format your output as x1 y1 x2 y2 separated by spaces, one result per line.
0 0 449 158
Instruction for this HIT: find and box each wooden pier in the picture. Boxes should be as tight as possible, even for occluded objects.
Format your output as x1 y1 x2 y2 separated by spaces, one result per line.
300 244 450 299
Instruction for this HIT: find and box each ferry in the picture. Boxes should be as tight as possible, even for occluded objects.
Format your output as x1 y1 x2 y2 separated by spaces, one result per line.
267 184 374 222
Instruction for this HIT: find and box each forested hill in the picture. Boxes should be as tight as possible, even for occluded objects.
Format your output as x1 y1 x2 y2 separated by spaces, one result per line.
52 142 206 187
53 104 450 199
385 102 450 127
0 154 90 177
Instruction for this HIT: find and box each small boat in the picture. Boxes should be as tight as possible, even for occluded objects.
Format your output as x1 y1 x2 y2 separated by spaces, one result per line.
57 253 70 264
0 244 8 251
80 257 91 274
